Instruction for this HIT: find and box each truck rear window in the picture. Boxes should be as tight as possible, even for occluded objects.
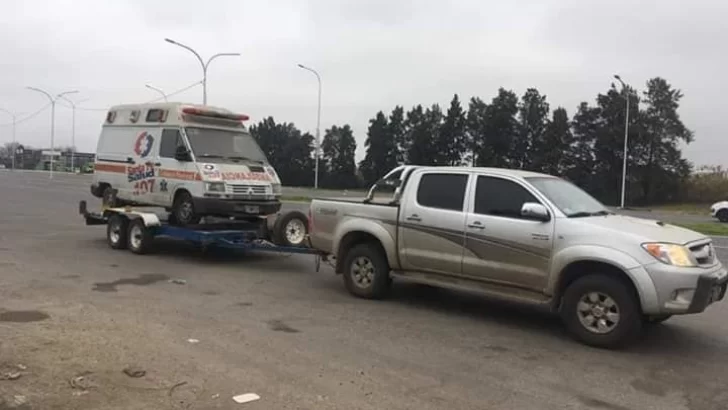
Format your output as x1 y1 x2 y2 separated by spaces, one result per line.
416 173 468 211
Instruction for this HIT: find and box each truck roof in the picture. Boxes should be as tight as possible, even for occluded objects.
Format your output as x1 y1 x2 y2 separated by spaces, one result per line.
404 165 556 179
103 102 249 128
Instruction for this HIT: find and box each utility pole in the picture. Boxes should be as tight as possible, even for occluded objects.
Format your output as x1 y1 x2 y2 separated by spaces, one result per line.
298 64 322 189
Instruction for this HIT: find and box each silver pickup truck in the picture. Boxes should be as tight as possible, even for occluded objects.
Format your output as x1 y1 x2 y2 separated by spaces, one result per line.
309 165 727 348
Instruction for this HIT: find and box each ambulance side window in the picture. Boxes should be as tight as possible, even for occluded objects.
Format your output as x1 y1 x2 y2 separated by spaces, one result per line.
159 129 182 158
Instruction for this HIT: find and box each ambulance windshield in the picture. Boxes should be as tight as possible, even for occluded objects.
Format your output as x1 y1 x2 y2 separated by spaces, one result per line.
185 127 269 164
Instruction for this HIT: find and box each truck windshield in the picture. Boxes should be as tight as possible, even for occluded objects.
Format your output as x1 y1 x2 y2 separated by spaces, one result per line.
526 177 608 217
184 127 269 164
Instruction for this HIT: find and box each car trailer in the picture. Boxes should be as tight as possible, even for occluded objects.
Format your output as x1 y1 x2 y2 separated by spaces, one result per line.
78 200 325 266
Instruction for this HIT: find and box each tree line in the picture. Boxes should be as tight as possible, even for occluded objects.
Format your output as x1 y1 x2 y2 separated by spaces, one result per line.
251 77 695 205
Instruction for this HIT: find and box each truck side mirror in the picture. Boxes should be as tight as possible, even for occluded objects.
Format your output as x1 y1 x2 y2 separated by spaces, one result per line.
521 202 550 222
174 146 191 162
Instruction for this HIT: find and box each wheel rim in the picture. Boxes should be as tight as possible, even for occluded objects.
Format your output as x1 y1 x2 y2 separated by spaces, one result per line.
284 219 306 245
129 224 144 249
577 292 620 334
109 219 122 244
179 201 194 222
350 256 375 289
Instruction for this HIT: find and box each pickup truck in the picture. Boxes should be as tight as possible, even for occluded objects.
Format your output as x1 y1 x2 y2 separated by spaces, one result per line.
309 165 727 348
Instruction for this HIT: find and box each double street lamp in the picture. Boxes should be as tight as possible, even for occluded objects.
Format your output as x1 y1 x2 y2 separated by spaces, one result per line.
164 38 239 105
297 63 322 190
614 74 630 209
0 108 16 170
26 87 78 178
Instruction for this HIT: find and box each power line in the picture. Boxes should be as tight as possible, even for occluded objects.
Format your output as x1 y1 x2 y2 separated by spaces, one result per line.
0 80 204 127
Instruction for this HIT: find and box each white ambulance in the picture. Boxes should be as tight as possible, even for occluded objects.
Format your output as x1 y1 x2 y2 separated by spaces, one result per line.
90 103 282 225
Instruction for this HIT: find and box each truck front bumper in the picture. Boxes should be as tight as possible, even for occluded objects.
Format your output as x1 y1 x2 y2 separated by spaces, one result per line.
641 262 728 314
193 197 282 217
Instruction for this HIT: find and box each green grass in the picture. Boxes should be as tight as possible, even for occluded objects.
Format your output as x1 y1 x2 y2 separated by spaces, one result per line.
673 222 728 236
643 203 712 215
280 195 312 203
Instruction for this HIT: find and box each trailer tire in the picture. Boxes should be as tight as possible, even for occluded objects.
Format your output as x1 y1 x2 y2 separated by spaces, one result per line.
107 214 128 250
127 219 154 255
343 243 391 299
272 211 309 247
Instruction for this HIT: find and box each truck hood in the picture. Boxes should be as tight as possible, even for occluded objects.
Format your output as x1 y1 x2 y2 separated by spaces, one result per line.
197 162 280 184
576 214 707 245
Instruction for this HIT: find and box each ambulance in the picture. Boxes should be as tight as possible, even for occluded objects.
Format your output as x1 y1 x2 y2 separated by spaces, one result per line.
90 103 282 225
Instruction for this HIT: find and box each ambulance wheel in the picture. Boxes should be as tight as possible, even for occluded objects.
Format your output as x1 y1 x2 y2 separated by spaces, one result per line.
172 191 201 226
102 186 119 208
272 211 309 247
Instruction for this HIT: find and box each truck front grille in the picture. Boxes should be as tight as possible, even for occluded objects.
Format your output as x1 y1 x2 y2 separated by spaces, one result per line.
227 184 269 196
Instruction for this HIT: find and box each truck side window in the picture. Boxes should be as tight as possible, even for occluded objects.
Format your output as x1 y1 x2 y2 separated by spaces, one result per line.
416 173 468 211
159 129 182 158
475 176 540 218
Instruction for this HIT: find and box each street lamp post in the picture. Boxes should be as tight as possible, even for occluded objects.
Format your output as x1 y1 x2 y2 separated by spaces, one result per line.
145 84 168 102
0 108 16 171
59 96 88 173
614 75 630 209
297 64 322 190
164 38 240 105
26 87 78 178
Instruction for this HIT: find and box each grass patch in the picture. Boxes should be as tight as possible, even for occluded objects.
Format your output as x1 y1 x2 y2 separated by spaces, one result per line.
280 195 312 203
673 222 728 236
644 203 712 215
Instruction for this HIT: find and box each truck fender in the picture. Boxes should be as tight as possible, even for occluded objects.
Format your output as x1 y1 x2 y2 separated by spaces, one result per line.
332 219 398 272
548 245 659 313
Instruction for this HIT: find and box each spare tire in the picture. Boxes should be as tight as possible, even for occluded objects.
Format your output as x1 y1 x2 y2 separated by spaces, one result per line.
272 210 309 247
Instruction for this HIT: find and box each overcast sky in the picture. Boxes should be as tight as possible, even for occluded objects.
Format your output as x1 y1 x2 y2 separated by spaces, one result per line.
0 0 725 166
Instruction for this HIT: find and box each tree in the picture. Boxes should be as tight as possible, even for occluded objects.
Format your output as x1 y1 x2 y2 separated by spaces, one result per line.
388 106 407 165
564 102 598 189
359 111 398 186
465 97 488 166
539 107 571 176
405 104 440 165
436 94 467 165
476 88 519 167
249 117 314 186
321 124 358 189
517 88 550 171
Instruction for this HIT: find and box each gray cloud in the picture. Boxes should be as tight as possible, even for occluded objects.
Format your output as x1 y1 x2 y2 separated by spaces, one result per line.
0 0 724 167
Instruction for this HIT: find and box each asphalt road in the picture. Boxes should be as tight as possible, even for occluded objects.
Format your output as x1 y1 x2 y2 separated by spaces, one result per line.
1 171 728 410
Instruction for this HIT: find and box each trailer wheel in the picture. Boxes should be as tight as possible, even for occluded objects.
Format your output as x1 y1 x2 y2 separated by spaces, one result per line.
272 211 309 247
127 219 153 255
343 243 391 299
107 214 128 250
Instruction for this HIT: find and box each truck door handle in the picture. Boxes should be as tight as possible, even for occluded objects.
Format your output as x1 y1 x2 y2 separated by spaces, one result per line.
406 214 421 222
467 221 485 229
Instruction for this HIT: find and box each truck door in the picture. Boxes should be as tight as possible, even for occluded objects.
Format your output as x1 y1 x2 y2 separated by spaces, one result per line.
461 175 554 291
398 171 471 275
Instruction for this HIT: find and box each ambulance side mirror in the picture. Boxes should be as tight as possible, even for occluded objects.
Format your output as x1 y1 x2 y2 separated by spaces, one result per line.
175 146 191 162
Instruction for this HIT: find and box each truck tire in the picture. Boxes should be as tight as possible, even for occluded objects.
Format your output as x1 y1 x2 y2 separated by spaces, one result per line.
718 209 728 223
107 214 128 250
127 219 153 255
172 191 201 226
343 243 391 299
272 211 308 247
560 274 642 349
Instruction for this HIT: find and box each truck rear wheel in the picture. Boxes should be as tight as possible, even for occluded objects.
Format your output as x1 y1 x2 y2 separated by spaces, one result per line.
343 243 391 299
560 274 642 349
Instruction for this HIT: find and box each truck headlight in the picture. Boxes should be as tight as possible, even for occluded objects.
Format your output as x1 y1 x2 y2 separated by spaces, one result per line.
205 182 225 193
642 243 696 267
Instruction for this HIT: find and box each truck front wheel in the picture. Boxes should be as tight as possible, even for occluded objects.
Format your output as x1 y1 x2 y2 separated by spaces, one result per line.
560 274 642 349
343 243 391 299
717 209 728 223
